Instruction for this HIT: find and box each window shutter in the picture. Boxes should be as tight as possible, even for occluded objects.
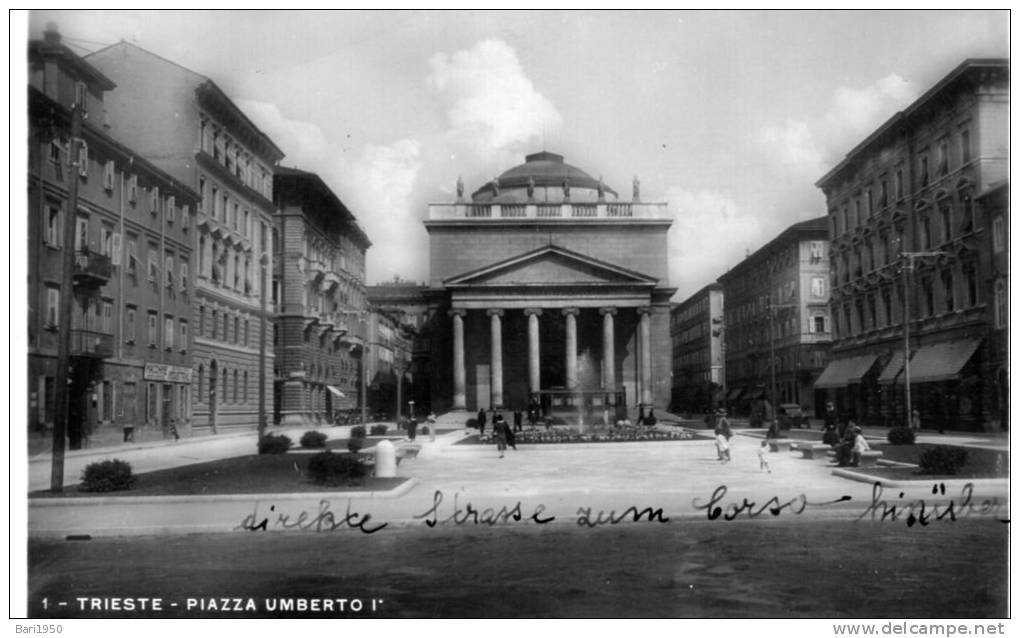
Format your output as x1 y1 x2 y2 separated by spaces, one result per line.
103 160 115 190
128 175 138 203
111 233 122 266
167 196 176 223
150 186 160 215
77 141 89 177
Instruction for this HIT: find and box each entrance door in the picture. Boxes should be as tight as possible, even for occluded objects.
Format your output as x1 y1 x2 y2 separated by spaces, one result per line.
161 384 173 436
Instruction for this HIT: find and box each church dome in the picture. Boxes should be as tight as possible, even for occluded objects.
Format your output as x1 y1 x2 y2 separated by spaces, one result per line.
471 151 619 203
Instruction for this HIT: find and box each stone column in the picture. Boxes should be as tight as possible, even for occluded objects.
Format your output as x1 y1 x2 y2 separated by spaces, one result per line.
525 308 542 394
638 307 653 407
600 307 617 400
450 309 467 410
488 309 504 408
563 308 580 390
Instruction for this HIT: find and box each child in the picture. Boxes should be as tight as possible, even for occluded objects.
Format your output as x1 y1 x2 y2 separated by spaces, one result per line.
758 439 772 473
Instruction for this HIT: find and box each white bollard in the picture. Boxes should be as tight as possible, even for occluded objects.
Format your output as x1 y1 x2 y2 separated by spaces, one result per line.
374 439 397 477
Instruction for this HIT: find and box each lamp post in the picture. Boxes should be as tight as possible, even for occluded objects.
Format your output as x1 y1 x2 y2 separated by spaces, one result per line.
899 251 946 429
767 299 797 421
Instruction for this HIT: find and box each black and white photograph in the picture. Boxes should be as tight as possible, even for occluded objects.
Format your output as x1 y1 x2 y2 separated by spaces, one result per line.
11 8 1011 631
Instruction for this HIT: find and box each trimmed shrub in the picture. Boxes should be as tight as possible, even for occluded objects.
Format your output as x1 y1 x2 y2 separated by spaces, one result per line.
258 433 292 455
299 430 328 449
887 426 916 445
918 445 968 475
370 424 388 436
347 437 365 453
350 425 367 440
307 451 367 486
79 459 134 493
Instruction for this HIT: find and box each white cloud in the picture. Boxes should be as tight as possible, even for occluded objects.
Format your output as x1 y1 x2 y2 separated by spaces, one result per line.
346 140 425 282
757 72 920 177
427 39 562 157
233 99 328 164
665 187 772 300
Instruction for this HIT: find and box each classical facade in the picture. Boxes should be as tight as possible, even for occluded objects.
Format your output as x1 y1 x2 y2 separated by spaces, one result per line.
272 167 370 426
28 27 200 447
423 151 675 418
669 283 725 414
718 217 832 417
815 59 1008 431
88 42 284 431
979 180 1009 430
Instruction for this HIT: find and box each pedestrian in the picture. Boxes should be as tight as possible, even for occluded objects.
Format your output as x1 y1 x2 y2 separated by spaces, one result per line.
426 411 437 442
513 409 523 433
477 408 487 436
850 426 870 467
910 409 921 431
636 407 646 425
506 416 518 450
407 416 418 441
836 420 857 466
715 408 732 462
758 439 772 473
645 409 657 426
493 415 511 458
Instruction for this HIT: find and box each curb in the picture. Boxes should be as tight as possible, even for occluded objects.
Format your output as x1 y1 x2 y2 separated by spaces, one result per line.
830 468 1010 490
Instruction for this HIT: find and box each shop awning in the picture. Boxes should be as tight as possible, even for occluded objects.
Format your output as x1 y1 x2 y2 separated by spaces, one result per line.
878 352 906 384
900 339 982 384
814 354 879 389
727 387 744 400
745 387 765 400
326 386 346 398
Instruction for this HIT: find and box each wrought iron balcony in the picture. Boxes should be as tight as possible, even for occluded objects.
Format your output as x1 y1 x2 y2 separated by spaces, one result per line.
73 250 112 287
70 329 113 358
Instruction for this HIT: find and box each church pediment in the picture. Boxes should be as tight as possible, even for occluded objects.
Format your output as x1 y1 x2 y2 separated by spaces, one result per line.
444 245 658 287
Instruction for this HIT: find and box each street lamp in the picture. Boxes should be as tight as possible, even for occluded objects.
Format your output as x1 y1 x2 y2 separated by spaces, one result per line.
767 298 797 421
899 251 946 429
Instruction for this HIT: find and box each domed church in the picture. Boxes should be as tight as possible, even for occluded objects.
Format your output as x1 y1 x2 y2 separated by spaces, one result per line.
423 151 676 419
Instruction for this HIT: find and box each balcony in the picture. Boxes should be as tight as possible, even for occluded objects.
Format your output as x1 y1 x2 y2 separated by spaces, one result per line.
73 250 112 287
70 329 113 358
428 201 667 220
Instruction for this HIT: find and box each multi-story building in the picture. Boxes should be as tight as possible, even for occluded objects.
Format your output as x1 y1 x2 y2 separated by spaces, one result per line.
669 283 725 414
272 167 370 426
422 151 676 418
366 282 431 416
362 308 416 420
87 42 285 431
815 59 1008 431
718 217 832 417
28 26 200 448
980 180 1009 430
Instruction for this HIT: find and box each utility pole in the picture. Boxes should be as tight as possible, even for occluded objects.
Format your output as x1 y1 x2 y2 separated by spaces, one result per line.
257 254 268 438
51 86 86 492
899 251 945 429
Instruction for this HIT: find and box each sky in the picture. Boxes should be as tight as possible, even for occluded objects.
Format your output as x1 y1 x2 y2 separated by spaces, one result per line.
24 9 1010 300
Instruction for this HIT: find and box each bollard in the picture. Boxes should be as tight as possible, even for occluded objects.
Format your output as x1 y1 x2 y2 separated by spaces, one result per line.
375 439 397 477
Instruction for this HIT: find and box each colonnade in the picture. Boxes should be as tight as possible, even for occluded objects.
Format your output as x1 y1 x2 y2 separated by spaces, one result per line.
448 306 654 410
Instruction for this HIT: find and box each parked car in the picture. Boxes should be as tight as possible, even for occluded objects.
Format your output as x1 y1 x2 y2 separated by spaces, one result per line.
778 404 808 429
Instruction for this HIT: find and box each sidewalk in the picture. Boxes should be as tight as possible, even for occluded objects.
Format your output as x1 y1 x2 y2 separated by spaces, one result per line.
26 417 1010 537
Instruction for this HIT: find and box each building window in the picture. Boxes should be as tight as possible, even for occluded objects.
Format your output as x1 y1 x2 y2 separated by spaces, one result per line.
45 286 59 328
44 204 61 246
919 216 932 250
102 380 114 421
964 264 978 307
198 364 205 400
919 154 929 188
243 371 248 402
75 216 89 251
164 316 174 350
937 138 949 176
895 168 904 200
813 315 826 334
809 241 824 262
148 312 158 346
853 199 861 228
994 279 1007 329
960 128 971 165
180 261 189 291
992 215 1005 252
211 310 218 340
879 177 889 208
180 320 188 352
126 306 136 343
101 300 113 333
865 188 873 218
146 383 157 422
103 160 115 191
941 270 955 313
148 245 159 282
867 294 877 329
959 189 975 233
234 315 240 344
128 175 138 204
165 255 175 288
211 185 219 219
881 288 892 326
811 277 826 298
232 370 239 403
920 275 934 317
854 300 864 334
939 202 953 244
150 186 160 216
126 237 138 277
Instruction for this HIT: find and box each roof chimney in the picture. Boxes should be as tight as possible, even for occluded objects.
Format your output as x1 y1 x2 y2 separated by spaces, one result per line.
43 22 62 46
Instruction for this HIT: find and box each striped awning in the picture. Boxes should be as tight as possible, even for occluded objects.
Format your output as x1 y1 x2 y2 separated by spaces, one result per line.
814 354 879 389
878 352 906 384
326 385 346 398
901 339 982 384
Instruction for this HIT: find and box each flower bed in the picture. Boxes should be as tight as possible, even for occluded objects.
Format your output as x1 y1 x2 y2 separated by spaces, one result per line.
458 426 694 445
